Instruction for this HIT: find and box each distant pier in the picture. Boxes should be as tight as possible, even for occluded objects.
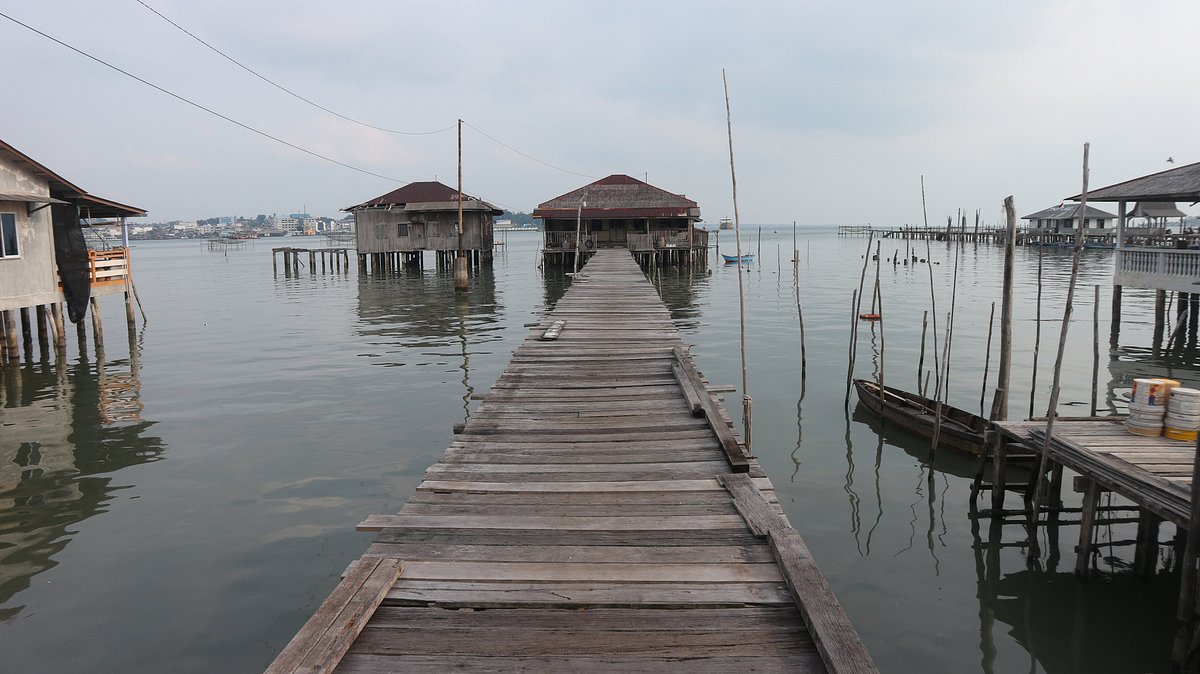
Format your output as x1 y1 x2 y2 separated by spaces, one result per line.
267 249 875 673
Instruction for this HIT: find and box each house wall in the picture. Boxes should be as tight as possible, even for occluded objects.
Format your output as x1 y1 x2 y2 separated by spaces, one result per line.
354 208 493 254
0 155 60 312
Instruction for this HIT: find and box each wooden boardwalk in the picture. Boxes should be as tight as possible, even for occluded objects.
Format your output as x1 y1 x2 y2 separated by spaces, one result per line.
268 250 875 673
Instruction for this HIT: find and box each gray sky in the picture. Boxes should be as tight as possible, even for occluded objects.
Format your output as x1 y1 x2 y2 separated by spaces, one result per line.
3 0 1196 224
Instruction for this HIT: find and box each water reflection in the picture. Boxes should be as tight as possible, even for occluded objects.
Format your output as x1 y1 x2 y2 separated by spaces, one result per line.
0 339 164 619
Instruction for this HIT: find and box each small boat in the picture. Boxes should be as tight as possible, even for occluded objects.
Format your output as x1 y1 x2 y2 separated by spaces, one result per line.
722 253 753 264
859 313 881 321
718 217 733 230
853 379 989 455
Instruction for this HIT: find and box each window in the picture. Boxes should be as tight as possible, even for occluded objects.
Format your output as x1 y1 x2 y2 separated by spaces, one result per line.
397 223 409 237
0 213 17 258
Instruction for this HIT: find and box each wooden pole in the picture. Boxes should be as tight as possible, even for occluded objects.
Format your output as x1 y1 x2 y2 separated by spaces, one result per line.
456 119 468 290
931 239 962 456
722 68 752 450
846 233 875 403
991 196 1017 421
20 307 33 358
1091 284 1100 416
924 237 941 400
793 222 807 379
2 309 17 359
35 304 49 351
875 272 885 409
89 297 104 350
1029 242 1044 419
845 289 858 400
50 303 66 349
1172 433 1200 668
918 310 928 393
981 301 996 417
1030 143 1091 547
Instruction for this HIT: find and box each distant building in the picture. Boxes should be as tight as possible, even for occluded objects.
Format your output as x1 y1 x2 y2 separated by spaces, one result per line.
532 174 706 267
1022 204 1116 232
345 181 500 268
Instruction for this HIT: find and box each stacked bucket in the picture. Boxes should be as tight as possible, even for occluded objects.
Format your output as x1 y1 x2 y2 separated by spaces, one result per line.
1165 386 1200 442
1126 378 1200 441
1126 378 1170 437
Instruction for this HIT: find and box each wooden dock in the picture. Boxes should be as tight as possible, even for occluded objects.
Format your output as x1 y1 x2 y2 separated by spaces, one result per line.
267 249 875 673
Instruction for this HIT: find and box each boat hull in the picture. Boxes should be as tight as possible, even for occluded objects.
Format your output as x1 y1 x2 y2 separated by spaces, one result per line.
853 379 988 455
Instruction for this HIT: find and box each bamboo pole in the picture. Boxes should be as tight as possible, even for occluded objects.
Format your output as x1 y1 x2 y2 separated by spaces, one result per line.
793 223 807 379
1029 242 1044 419
846 233 875 403
991 197 1016 421
845 289 858 399
981 301 996 417
722 68 752 450
918 310 928 392
1030 143 1091 549
1091 284 1100 416
875 272 885 409
931 238 962 457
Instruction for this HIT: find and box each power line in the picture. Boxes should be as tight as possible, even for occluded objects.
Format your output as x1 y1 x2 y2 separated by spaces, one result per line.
0 10 409 183
462 120 599 180
136 0 455 137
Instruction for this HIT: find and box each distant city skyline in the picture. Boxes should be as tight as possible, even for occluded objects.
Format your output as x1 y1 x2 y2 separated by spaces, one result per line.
4 1 1198 224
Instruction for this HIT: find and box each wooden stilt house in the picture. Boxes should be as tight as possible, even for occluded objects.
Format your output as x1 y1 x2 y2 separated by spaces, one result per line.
346 181 501 271
532 174 707 268
0 139 145 361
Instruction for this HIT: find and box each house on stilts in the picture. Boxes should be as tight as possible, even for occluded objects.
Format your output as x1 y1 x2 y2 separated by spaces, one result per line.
345 181 500 273
532 174 707 268
0 139 145 362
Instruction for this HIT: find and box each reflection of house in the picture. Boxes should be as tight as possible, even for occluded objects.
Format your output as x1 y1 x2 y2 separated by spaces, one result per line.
346 181 500 270
532 174 707 267
0 139 145 358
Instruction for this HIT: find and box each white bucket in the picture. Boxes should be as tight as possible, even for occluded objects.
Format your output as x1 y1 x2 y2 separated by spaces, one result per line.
1126 419 1163 437
1171 387 1200 400
1165 414 1200 431
1168 399 1200 416
1129 402 1166 418
1132 378 1171 407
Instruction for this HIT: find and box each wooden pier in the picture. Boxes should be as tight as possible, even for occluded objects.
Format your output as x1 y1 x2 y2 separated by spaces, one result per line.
268 249 875 673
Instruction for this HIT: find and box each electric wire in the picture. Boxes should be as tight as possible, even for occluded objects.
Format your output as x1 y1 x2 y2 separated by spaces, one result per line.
0 10 409 183
135 0 455 137
461 121 599 180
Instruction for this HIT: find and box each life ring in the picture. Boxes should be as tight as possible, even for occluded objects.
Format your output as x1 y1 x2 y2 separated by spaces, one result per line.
584 238 596 250
859 313 881 321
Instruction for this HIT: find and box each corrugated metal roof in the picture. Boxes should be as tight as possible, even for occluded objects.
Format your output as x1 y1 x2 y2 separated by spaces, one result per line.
1069 161 1200 202
531 174 699 219
1128 202 1186 218
1022 204 1116 220
346 180 501 213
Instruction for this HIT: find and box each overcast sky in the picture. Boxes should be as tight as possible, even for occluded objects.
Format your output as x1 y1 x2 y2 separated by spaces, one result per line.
3 1 1197 224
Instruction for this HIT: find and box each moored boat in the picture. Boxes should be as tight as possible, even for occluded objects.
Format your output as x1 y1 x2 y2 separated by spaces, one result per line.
853 378 989 454
722 253 753 264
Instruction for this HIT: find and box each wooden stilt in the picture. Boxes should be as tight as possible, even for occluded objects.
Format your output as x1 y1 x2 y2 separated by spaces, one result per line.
19 307 33 358
50 302 66 348
1075 479 1100 577
1110 284 1123 345
1134 510 1162 577
36 305 50 351
89 297 104 351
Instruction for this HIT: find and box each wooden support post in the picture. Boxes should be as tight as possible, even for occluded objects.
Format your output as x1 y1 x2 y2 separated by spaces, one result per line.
89 297 104 351
1134 510 1162 577
1154 289 1167 347
1075 478 1100 578
1173 433 1200 669
36 305 50 351
272 250 278 273
0 309 14 360
50 303 66 348
991 436 1009 512
76 311 88 352
19 307 33 358
992 196 1016 421
1110 284 1123 346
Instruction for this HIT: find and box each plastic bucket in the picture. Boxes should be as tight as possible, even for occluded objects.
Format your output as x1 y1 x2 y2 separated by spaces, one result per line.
1165 413 1200 430
1164 427 1198 442
1126 420 1163 437
1128 402 1166 419
1131 378 1170 407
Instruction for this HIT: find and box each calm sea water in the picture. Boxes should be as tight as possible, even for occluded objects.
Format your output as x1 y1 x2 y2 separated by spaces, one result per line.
1 228 1196 672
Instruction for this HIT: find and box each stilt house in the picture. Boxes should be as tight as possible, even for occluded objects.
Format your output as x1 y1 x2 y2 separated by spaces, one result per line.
532 175 707 267
0 139 145 360
346 181 500 269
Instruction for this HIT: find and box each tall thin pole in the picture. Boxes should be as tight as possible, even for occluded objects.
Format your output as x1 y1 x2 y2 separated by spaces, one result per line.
455 119 468 290
1030 143 1091 544
723 68 751 450
992 197 1016 420
1029 244 1044 419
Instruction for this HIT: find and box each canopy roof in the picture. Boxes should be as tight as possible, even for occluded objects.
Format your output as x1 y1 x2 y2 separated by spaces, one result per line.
532 174 700 220
1069 161 1200 202
1127 202 1186 218
0 139 146 218
346 180 501 214
1023 204 1116 221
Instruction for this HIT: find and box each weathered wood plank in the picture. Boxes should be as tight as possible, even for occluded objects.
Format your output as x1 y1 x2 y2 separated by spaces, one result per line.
384 580 796 608
361 543 774 564
336 653 827 673
358 514 748 532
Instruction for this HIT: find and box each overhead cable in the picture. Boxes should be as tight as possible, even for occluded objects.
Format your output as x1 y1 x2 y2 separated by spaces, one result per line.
135 0 455 137
0 10 408 183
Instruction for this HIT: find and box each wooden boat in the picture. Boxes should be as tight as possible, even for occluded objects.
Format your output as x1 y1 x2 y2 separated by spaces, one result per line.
722 253 753 263
853 379 989 455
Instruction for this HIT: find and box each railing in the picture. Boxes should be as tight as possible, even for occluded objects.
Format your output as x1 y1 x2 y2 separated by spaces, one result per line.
1116 247 1200 292
543 231 594 250
627 230 708 251
87 247 131 288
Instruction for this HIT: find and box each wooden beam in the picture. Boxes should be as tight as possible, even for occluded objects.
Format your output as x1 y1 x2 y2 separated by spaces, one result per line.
672 346 750 473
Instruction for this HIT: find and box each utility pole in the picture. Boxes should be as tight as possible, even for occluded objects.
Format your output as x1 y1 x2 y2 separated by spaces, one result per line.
574 191 588 274
456 119 468 290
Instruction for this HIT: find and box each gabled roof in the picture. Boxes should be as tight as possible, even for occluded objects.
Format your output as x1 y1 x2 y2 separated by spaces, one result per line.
532 175 700 220
0 139 146 218
1022 204 1116 220
346 180 500 213
1069 161 1200 202
1128 202 1186 219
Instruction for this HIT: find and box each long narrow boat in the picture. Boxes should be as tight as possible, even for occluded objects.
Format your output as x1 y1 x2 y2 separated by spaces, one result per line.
853 378 989 455
722 253 754 263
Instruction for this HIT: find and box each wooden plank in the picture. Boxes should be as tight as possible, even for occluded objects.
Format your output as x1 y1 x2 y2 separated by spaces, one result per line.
337 653 826 673
672 346 751 473
362 543 774 564
358 514 747 532
388 560 785 583
265 557 402 674
384 580 795 608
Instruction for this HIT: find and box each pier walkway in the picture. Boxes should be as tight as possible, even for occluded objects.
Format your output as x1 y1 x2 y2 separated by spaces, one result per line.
267 249 874 673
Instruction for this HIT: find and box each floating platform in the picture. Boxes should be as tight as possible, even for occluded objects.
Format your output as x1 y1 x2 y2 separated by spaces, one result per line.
267 249 875 673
